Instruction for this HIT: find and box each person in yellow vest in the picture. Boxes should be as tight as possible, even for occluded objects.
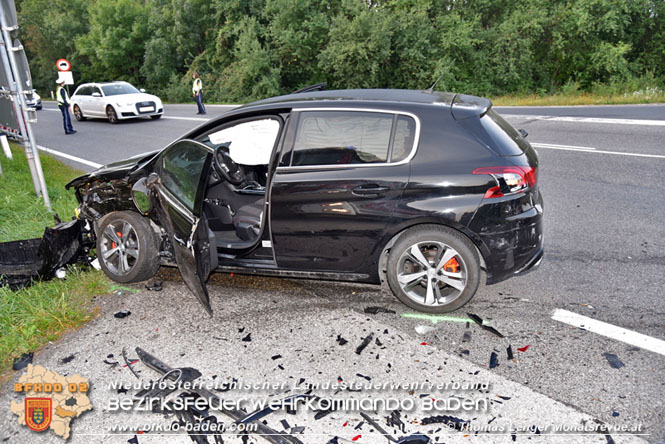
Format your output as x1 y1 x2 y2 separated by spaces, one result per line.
56 79 76 134
192 72 206 115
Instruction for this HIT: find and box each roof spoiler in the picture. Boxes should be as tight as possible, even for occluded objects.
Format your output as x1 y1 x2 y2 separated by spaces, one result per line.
291 82 327 94
450 93 492 121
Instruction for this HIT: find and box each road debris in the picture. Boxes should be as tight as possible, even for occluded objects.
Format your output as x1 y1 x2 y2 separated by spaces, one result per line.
489 352 499 369
242 333 252 342
517 345 530 353
467 312 505 338
336 334 348 346
114 310 131 319
364 306 396 315
355 333 374 355
0 219 92 289
145 280 163 291
12 352 33 371
401 313 472 324
603 353 625 369
414 325 436 335
420 414 470 430
60 354 76 364
506 345 514 360
122 347 140 379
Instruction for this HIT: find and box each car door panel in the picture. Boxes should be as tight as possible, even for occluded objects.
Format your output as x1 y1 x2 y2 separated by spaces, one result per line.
150 140 217 315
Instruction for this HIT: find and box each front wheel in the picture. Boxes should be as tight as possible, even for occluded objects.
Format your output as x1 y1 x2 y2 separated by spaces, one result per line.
106 106 118 124
73 105 85 121
95 211 160 283
386 225 480 313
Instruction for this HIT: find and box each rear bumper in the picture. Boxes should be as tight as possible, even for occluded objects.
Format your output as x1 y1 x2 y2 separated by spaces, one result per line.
468 189 544 284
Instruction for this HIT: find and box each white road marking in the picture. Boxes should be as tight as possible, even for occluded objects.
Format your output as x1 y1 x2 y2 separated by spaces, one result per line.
161 115 208 122
36 145 103 168
552 309 665 356
505 114 665 126
531 142 665 159
45 108 210 122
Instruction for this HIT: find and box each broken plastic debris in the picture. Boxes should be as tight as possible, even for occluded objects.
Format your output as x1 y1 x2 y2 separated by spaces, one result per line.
336 334 348 346
517 345 530 353
397 434 430 443
145 281 163 291
242 333 252 342
12 352 33 371
114 310 131 319
364 306 396 315
90 258 101 270
507 345 514 360
290 426 305 434
421 414 469 430
55 268 66 279
467 312 505 338
402 313 472 324
415 325 436 335
60 354 75 364
355 333 374 355
489 352 499 369
603 353 625 369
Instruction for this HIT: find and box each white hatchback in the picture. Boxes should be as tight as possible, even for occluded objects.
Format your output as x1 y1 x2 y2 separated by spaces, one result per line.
71 81 163 123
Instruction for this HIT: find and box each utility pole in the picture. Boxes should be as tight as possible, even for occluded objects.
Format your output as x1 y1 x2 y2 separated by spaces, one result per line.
0 0 51 210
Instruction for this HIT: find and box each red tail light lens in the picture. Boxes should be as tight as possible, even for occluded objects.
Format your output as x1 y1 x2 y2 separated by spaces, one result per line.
473 166 537 198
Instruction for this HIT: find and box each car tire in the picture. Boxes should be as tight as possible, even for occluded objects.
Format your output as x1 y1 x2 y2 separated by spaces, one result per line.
73 105 86 121
386 225 480 313
106 106 118 124
150 115 162 120
95 211 160 283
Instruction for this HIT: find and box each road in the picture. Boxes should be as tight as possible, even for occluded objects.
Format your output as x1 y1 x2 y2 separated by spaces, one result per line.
1 101 663 443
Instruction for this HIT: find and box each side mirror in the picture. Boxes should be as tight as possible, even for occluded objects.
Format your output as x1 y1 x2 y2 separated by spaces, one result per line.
131 177 153 215
92 92 101 98
140 88 146 93
518 128 528 139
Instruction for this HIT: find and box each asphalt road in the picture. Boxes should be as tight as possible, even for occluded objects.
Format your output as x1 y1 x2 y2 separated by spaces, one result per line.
2 101 664 443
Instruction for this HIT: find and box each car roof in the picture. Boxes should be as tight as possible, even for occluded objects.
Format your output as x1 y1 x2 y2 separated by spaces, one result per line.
250 89 457 107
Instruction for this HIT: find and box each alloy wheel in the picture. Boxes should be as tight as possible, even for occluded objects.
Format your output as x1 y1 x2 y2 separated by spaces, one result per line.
396 241 467 306
99 220 140 275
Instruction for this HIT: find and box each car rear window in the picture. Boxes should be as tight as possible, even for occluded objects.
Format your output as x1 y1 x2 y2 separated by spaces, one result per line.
290 111 416 166
479 109 529 156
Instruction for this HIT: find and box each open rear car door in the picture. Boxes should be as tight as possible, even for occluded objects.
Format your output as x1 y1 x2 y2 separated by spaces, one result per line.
149 140 218 315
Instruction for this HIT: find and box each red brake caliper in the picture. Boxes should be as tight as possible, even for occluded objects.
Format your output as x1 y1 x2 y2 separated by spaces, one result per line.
443 257 460 273
112 231 122 249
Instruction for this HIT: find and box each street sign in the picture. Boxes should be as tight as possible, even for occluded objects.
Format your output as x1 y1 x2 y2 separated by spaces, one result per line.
56 71 74 85
56 58 70 72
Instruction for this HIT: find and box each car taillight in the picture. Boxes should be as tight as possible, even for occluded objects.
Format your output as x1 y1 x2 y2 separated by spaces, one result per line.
473 166 537 198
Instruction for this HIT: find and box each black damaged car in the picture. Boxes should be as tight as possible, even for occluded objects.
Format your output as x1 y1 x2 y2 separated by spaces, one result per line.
66 89 544 315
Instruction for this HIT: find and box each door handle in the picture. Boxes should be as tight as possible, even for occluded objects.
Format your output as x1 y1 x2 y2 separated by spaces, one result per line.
352 185 389 196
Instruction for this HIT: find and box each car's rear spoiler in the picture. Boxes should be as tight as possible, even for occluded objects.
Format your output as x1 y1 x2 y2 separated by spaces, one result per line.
450 93 492 121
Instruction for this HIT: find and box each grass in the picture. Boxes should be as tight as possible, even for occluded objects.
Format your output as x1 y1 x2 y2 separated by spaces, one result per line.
0 144 111 376
492 91 665 106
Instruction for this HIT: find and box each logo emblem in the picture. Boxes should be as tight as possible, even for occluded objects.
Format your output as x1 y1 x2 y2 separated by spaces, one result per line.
25 398 52 432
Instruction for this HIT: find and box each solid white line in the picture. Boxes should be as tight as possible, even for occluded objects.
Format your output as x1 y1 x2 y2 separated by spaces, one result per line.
45 108 210 122
531 142 596 151
505 114 665 126
161 115 208 122
552 309 665 356
531 142 665 159
36 145 103 168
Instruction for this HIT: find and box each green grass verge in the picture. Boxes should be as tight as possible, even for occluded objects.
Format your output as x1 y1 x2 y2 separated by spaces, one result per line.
0 144 111 376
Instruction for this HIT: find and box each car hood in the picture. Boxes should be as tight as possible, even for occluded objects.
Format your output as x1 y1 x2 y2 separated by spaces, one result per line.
108 93 161 104
65 150 160 189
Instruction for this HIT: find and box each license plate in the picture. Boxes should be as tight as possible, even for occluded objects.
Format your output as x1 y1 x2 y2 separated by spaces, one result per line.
139 106 154 113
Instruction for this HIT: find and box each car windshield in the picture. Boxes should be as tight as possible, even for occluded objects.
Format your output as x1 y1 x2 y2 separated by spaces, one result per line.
101 83 140 96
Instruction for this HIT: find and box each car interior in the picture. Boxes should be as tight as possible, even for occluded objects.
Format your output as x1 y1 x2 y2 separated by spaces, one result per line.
197 118 281 249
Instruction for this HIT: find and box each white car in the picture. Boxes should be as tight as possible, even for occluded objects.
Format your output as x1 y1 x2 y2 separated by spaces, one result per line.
71 81 163 123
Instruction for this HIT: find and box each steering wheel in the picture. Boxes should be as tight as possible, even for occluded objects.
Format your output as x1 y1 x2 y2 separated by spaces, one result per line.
214 147 244 185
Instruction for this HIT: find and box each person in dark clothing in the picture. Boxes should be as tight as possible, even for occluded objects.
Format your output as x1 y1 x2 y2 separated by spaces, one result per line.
56 79 76 134
192 72 206 115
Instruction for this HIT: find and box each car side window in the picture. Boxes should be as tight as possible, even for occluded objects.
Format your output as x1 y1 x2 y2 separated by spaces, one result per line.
92 87 102 96
76 87 89 96
157 141 210 213
291 111 394 166
390 115 417 162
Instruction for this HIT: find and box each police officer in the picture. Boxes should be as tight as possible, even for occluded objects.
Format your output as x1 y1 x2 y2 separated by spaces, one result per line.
192 72 206 115
56 79 76 135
